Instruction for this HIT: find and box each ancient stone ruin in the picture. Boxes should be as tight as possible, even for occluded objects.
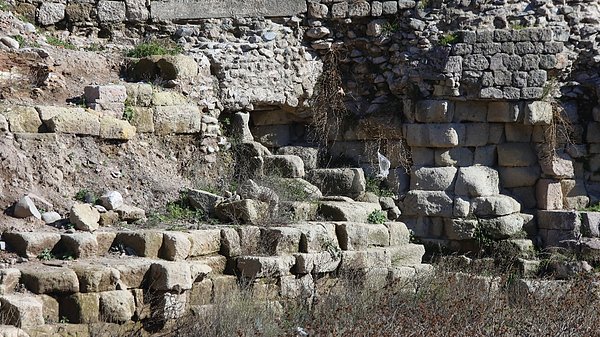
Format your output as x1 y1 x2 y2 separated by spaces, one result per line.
0 0 600 335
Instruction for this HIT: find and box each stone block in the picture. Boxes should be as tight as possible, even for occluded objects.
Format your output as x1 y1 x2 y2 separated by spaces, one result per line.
536 179 563 210
84 85 127 104
37 2 66 26
497 143 537 167
319 201 381 223
188 229 221 257
509 187 537 210
434 147 473 167
454 101 487 122
402 191 454 217
455 166 500 197
113 205 145 222
471 195 521 217
263 155 305 178
410 166 457 191
60 293 99 324
3 232 61 258
306 168 365 198
236 255 296 279
40 294 59 323
385 244 426 266
161 232 191 261
474 145 497 166
150 262 193 291
292 223 339 253
479 214 524 239
487 101 520 122
99 290 135 323
114 231 163 257
188 278 213 306
539 152 574 178
537 210 580 231
280 274 314 299
411 147 435 166
108 258 153 289
47 109 100 136
70 203 100 232
124 82 153 107
60 233 98 258
336 222 389 250
276 146 319 170
0 295 44 328
499 166 540 187
581 212 600 237
0 269 21 295
153 105 202 135
405 123 464 147
339 249 390 271
444 219 478 240
219 227 241 257
385 222 411 246
505 124 532 142
99 117 136 140
125 0 149 21
348 1 370 17
156 55 199 81
20 266 79 294
294 252 341 274
561 179 589 210
96 232 117 255
260 227 301 255
216 199 269 225
253 124 291 147
415 100 452 123
71 263 120 293
2 106 43 133
151 0 306 19
97 1 126 22
525 101 553 125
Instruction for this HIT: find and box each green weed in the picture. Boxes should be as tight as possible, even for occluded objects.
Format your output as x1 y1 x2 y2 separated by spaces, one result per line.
126 41 182 58
439 32 459 46
75 189 98 204
367 210 387 224
37 249 55 261
47 36 77 50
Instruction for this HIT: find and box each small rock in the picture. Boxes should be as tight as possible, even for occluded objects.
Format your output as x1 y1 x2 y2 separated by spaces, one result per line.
41 212 61 224
262 32 277 41
69 204 100 232
94 205 107 213
0 36 19 50
13 196 41 220
100 191 123 210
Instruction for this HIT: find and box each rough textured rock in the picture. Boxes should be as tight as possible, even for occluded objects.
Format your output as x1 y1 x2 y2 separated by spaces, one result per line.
0 295 44 328
99 191 124 211
319 201 382 223
70 204 100 232
99 290 135 323
455 166 500 197
306 168 366 199
13 196 41 219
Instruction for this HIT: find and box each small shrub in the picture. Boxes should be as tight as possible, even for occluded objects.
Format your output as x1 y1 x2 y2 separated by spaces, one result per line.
511 24 526 30
582 203 600 212
126 41 182 58
439 32 459 46
382 22 400 37
75 189 98 204
0 1 9 11
123 104 135 123
367 210 387 224
37 249 55 261
147 191 205 225
47 36 77 50
365 177 395 197
12 35 25 46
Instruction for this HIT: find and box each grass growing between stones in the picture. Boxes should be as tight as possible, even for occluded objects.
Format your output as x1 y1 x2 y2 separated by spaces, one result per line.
111 266 600 337
127 41 183 58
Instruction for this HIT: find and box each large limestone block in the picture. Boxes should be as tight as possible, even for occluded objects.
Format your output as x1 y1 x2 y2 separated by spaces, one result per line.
114 231 163 257
37 2 66 25
99 116 136 140
238 226 261 255
402 191 454 217
497 143 538 167
47 110 100 136
581 212 600 237
263 155 305 178
161 232 191 261
59 293 99 324
215 199 269 225
292 223 339 253
260 227 301 255
306 168 366 198
336 222 390 250
0 269 21 295
539 152 574 178
386 222 411 246
444 218 478 240
338 248 392 271
280 274 314 299
156 55 199 81
70 203 100 232
20 266 79 294
0 325 29 337
561 179 589 210
13 196 41 219
149 262 193 291
405 123 465 147
2 106 43 133
71 263 120 292
115 204 146 222
0 295 44 328
276 146 319 170
125 0 150 21
455 166 500 197
415 100 452 123
105 258 153 289
499 166 540 188
150 0 307 19
236 255 296 279
153 105 202 135
410 166 457 191
434 148 474 167
318 201 382 223
536 179 563 210
187 189 223 216
471 195 521 217
99 290 135 323
3 232 61 258
97 0 126 22
294 252 341 274
220 227 241 257
84 85 127 104
188 229 222 257
525 101 553 125
537 210 580 231
60 233 98 258
479 214 524 239
385 244 426 266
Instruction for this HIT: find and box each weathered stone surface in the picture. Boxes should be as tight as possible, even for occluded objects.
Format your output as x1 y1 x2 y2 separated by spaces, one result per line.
238 226 261 255
306 168 366 199
105 258 153 289
98 191 123 211
261 227 301 255
96 232 117 255
386 244 426 266
220 227 241 257
525 101 553 125
497 143 538 167
402 191 454 217
294 252 341 274
150 262 193 291
336 222 390 250
161 232 191 261
13 196 41 219
71 263 120 293
3 232 61 258
236 255 296 279
215 199 269 225
280 274 314 299
263 155 305 178
60 233 98 258
405 124 464 147
581 212 600 237
536 179 563 210
499 166 540 188
125 0 149 21
115 204 146 222
0 295 44 328
153 105 202 135
444 218 478 240
479 214 524 239
188 229 221 257
386 222 411 246
60 293 99 324
539 152 574 178
20 266 79 294
99 290 135 323
188 278 213 306
292 223 339 253
0 269 21 295
97 0 126 22
434 148 474 167
455 166 500 197
37 2 65 25
487 101 520 122
410 167 457 191
47 110 100 136
99 117 136 140
150 0 307 20
70 204 100 232
156 55 199 81
415 100 452 123
537 210 580 231
2 106 43 133
277 146 319 170
115 231 163 257
471 195 521 217
187 189 224 216
319 201 382 223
